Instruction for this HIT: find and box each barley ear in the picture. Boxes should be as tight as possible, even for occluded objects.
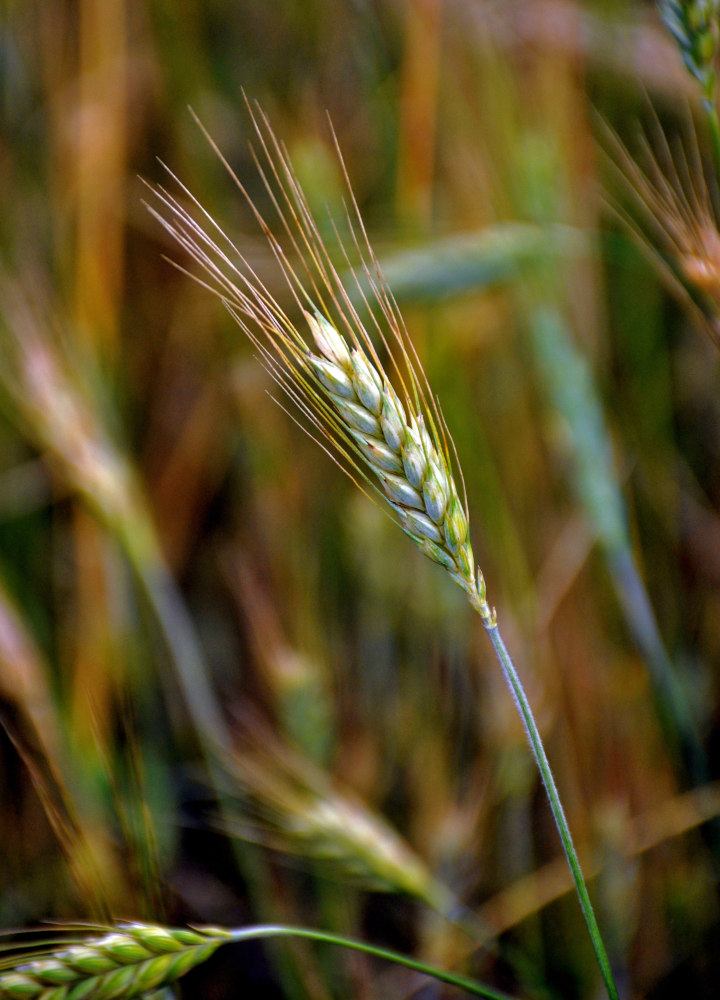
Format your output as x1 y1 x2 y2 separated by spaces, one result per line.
0 924 232 1000
303 311 495 625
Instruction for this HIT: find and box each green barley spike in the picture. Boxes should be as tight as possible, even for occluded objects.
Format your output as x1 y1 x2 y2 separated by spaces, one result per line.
0 925 232 1000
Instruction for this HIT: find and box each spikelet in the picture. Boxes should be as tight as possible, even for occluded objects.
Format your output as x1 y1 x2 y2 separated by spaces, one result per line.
145 101 495 626
0 924 232 1000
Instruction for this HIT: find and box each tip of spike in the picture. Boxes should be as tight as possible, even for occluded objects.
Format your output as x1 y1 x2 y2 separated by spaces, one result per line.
304 310 352 371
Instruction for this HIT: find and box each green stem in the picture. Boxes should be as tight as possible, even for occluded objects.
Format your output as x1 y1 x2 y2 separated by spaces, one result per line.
228 925 515 1000
483 623 620 1000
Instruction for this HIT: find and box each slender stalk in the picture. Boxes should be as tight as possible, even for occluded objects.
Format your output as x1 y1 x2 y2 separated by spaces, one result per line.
483 623 620 1000
0 922 516 1000
227 925 513 1000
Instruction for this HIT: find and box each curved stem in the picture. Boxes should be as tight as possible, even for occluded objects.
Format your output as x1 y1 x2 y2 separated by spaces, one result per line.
228 925 515 1000
483 623 620 1000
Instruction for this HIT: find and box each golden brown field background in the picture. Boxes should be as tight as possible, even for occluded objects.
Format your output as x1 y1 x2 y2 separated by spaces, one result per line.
1 1 720 997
